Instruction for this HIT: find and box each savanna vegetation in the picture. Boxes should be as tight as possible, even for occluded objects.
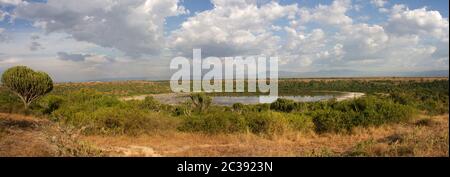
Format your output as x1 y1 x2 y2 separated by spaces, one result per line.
0 68 448 156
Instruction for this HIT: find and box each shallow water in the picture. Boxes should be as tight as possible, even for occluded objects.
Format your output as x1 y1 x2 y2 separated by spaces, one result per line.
122 92 364 106
212 94 340 106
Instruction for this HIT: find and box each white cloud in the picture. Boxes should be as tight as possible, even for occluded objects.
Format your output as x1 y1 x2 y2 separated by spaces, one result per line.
29 41 43 51
1 0 448 79
0 0 22 6
280 3 448 73
386 5 449 42
297 0 353 26
169 0 298 57
371 0 388 7
14 0 187 57
0 10 7 21
357 15 371 21
284 27 327 53
339 23 389 54
57 51 114 64
0 28 7 42
0 55 172 82
0 31 101 58
0 57 19 65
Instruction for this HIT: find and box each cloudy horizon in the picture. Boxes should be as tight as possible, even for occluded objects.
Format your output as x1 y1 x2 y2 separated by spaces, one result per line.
0 0 449 82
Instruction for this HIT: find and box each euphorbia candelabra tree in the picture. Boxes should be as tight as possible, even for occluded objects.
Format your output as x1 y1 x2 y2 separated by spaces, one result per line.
1 66 53 109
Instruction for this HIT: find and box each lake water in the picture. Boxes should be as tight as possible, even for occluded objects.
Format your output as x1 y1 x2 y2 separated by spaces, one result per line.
123 92 364 106
211 94 341 106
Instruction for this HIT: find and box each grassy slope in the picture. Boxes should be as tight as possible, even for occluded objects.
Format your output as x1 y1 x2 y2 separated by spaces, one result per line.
81 114 448 157
2 113 444 157
0 114 442 156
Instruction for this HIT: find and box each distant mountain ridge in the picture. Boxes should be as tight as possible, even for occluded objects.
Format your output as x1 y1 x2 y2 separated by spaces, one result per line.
84 70 448 82
278 69 449 78
1 68 447 83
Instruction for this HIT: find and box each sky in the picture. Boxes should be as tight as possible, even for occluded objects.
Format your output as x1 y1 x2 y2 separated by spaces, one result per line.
0 0 449 82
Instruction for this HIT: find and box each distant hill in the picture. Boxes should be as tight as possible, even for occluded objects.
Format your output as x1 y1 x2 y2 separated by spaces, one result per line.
278 69 449 78
4 68 446 83
81 69 449 82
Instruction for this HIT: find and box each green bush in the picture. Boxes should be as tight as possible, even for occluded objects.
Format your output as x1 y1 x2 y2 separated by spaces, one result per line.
179 112 247 134
389 91 417 106
253 104 271 112
56 106 179 135
173 106 189 116
138 96 161 111
246 111 290 135
284 113 314 132
312 109 357 133
179 110 315 135
311 96 415 133
49 89 179 135
0 88 24 113
88 107 179 135
417 94 449 115
189 93 212 113
232 103 244 113
38 95 65 115
270 98 296 112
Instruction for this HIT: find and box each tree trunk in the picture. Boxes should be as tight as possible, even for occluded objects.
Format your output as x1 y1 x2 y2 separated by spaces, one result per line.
16 93 29 110
24 102 30 110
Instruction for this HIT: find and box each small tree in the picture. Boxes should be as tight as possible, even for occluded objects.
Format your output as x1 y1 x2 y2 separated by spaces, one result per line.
1 66 53 109
189 93 212 113
232 103 244 113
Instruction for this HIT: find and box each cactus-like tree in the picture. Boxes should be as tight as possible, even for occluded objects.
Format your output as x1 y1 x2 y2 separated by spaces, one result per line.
1 66 53 109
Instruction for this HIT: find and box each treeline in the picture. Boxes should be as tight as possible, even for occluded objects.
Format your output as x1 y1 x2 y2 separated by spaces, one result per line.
279 79 448 94
52 81 171 96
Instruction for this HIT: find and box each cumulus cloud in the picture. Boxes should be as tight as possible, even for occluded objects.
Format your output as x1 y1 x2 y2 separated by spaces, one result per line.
57 52 90 62
0 0 22 6
370 0 388 7
339 24 389 56
15 0 187 57
0 10 7 21
284 27 325 51
169 0 298 57
0 28 8 42
57 52 114 64
28 34 44 51
0 57 19 65
29 41 43 51
1 0 448 80
297 0 353 26
279 2 448 72
386 5 449 42
30 34 39 40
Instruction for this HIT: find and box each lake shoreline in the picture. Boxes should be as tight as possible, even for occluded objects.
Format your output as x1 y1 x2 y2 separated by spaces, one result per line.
121 91 365 106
